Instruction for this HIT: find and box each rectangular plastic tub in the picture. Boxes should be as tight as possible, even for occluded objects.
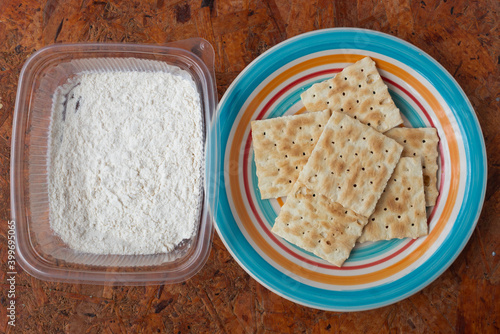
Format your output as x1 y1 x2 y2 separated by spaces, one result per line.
11 40 218 285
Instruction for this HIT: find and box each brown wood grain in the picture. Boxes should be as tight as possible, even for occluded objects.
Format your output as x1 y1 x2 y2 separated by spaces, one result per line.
0 0 499 332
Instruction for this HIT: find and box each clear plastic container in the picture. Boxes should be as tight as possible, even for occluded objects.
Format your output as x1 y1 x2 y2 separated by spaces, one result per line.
11 40 218 285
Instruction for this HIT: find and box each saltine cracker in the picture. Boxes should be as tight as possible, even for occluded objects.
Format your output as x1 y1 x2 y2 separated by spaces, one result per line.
385 127 440 206
301 57 403 133
358 157 428 242
251 110 332 199
272 182 368 267
297 111 403 217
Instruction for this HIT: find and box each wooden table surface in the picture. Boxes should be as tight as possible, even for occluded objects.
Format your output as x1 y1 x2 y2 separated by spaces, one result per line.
0 0 498 333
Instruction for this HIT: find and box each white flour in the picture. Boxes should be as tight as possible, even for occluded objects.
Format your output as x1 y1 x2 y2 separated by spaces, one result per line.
48 71 203 255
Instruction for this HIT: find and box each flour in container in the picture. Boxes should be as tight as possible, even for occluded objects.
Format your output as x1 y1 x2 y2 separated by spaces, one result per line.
48 71 203 255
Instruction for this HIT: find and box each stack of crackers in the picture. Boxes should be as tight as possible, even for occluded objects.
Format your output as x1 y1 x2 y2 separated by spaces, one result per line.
251 57 439 267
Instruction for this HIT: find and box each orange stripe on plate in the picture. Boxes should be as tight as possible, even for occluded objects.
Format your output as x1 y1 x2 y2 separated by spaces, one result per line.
229 55 460 285
295 107 307 115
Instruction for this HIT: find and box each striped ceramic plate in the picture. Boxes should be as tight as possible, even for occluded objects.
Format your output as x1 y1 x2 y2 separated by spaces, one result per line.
209 28 486 311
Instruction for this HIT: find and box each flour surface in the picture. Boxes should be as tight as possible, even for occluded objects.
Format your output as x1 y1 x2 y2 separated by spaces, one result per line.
48 71 203 255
